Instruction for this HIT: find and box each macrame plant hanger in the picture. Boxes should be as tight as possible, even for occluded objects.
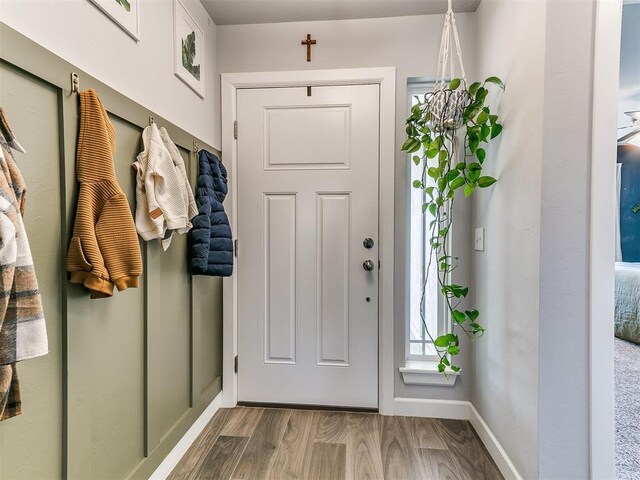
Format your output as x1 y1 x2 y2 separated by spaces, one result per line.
436 0 467 89
429 0 470 131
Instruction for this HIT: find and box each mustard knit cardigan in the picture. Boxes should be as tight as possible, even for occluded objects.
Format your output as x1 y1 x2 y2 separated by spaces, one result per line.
66 89 142 298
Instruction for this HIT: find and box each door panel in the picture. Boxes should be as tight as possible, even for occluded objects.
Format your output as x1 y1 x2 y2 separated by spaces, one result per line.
237 84 380 408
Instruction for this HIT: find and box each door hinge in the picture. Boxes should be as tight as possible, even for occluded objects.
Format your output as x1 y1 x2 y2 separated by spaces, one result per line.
234 239 238 257
234 355 238 373
233 120 238 139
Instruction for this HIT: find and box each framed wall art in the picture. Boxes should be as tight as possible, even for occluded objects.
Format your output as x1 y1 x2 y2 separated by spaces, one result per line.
174 0 205 98
89 0 140 41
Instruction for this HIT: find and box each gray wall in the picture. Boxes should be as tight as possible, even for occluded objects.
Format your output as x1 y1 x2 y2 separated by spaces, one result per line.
470 0 546 478
472 0 600 478
0 26 223 479
216 12 477 402
538 1 595 477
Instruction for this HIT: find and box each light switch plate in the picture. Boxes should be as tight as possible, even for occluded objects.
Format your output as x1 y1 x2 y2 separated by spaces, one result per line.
475 227 485 251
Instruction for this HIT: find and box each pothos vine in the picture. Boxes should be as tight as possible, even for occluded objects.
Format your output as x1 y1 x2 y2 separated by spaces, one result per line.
401 76 505 374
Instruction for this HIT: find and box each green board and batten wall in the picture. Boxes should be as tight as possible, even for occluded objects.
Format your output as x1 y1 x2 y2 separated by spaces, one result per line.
0 25 223 479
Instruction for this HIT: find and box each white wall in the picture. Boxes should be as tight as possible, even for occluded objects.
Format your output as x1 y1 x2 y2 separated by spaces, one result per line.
217 13 478 401
0 0 219 148
471 1 545 478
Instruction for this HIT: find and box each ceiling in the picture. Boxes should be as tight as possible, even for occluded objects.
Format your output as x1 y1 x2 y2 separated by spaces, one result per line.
200 0 481 26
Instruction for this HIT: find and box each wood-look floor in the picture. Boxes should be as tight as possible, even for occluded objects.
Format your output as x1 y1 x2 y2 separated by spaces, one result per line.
168 407 503 480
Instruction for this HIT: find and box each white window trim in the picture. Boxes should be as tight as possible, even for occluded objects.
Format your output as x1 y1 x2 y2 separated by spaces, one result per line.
399 360 460 386
401 79 457 386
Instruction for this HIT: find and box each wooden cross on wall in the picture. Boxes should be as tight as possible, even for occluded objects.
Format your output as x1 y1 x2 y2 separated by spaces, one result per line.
301 34 317 62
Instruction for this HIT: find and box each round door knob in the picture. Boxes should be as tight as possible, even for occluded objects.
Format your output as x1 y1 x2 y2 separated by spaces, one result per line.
363 237 374 249
363 259 375 271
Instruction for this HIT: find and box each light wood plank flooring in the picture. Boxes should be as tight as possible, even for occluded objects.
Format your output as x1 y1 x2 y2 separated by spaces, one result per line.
168 407 503 480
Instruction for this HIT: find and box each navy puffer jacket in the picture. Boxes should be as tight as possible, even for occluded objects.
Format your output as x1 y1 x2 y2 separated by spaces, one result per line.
189 150 233 276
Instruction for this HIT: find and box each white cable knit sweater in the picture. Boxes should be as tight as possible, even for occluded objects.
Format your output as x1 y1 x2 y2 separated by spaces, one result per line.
133 123 196 250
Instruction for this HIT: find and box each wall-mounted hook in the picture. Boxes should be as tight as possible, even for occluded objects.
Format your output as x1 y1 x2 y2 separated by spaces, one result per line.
149 116 155 125
70 72 80 94
193 141 199 154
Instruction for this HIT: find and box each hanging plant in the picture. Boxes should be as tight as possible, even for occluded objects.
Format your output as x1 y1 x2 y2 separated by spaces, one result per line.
401 1 504 375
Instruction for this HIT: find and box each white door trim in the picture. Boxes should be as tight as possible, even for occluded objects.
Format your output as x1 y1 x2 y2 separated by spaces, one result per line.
221 67 396 414
589 1 622 478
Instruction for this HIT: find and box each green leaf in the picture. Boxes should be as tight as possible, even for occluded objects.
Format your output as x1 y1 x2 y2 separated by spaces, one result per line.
478 176 497 188
447 170 460 182
401 138 419 152
480 124 490 142
468 81 481 96
412 155 421 165
451 365 461 373
450 177 465 190
427 148 439 159
437 363 446 373
452 310 466 324
441 356 450 366
412 180 422 188
428 203 437 217
464 184 475 197
449 78 461 90
448 345 460 355
476 148 486 163
468 169 480 182
465 309 480 321
422 203 429 213
488 114 498 125
425 186 435 198
468 162 481 172
468 134 479 154
476 111 489 124
484 76 505 90
427 167 439 179
491 123 503 139
439 150 449 162
434 335 449 348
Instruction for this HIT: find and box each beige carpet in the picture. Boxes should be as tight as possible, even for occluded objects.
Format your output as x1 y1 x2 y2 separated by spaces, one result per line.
615 337 640 479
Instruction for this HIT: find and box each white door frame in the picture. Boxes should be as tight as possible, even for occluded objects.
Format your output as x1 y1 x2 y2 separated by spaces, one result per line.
590 0 622 478
221 67 396 414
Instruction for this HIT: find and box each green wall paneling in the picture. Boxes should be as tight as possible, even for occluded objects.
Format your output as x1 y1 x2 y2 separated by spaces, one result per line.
0 24 223 480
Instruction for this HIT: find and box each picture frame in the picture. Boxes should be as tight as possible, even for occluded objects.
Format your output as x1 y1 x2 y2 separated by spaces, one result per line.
89 0 140 41
173 0 206 99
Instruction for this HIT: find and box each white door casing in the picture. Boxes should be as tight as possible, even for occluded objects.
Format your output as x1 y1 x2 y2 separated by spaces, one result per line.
220 67 396 414
236 84 380 408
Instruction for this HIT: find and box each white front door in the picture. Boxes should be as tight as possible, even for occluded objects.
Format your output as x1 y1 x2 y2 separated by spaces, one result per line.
236 84 380 408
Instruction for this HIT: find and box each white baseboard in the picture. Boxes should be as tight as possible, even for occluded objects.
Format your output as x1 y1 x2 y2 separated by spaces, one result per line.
468 404 523 480
151 394 520 480
392 397 522 480
149 392 224 480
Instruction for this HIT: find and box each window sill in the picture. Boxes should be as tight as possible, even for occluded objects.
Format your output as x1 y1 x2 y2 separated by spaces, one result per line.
399 361 460 386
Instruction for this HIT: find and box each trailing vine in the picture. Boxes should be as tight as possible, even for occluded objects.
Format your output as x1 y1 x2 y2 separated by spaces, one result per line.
401 76 505 374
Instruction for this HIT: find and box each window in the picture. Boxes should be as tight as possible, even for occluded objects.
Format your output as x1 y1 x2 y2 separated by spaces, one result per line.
406 80 449 362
